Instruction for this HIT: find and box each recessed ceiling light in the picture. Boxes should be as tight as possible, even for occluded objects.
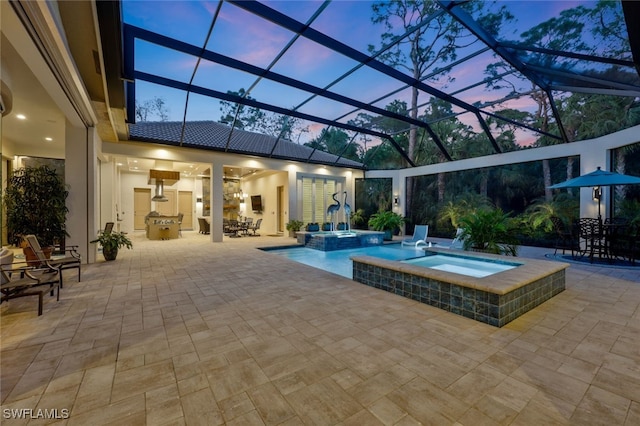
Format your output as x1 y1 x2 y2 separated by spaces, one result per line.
16 114 26 120
45 137 53 142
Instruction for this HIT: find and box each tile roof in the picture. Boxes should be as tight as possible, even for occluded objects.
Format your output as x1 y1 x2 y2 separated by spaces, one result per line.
128 121 364 168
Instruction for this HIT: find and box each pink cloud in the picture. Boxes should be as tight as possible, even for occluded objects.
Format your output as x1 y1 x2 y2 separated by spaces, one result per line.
214 5 291 66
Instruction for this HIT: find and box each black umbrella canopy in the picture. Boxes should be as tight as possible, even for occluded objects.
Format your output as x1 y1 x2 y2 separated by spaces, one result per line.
549 167 640 189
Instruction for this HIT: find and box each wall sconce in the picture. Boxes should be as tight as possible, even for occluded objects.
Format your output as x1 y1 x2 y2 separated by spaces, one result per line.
592 186 601 201
393 195 399 206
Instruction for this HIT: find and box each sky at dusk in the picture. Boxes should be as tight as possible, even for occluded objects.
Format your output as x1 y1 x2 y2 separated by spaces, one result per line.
122 0 629 151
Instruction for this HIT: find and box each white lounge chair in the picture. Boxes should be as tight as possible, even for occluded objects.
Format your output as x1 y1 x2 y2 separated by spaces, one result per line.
401 224 429 248
439 228 465 249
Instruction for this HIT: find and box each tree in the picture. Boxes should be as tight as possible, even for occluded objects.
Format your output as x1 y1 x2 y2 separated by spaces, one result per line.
369 0 512 209
136 97 169 122
515 1 635 201
350 103 410 169
219 89 265 130
219 89 306 142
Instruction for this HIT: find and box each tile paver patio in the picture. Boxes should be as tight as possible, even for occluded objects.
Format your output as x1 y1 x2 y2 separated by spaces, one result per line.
1 231 639 425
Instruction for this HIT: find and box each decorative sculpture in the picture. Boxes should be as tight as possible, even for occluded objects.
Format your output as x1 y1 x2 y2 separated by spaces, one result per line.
326 192 341 231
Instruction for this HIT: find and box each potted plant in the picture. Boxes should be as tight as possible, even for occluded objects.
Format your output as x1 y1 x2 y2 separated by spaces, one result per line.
91 231 133 261
285 220 304 238
459 207 519 256
2 165 69 258
368 211 405 241
305 222 320 232
350 209 367 229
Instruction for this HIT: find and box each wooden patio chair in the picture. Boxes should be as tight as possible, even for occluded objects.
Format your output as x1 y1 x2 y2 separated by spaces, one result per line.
0 248 61 316
24 234 81 287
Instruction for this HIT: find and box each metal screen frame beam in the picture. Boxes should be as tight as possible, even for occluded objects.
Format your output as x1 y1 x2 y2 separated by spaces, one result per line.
133 70 416 166
124 24 441 162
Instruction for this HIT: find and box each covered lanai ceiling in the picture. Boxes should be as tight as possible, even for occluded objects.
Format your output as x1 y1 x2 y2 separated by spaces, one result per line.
105 0 640 170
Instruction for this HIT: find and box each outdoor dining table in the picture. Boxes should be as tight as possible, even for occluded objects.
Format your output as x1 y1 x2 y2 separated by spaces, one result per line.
575 217 635 264
228 220 251 237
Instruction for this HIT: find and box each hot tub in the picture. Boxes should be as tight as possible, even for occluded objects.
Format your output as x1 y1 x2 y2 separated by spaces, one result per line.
351 248 568 327
297 229 385 251
401 253 519 277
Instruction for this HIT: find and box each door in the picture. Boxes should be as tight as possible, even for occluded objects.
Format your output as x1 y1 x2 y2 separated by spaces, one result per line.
178 191 193 230
277 185 284 233
155 189 176 216
134 188 151 230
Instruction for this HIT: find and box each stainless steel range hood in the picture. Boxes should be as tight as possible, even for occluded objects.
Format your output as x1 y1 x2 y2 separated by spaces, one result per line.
148 169 180 202
152 180 168 202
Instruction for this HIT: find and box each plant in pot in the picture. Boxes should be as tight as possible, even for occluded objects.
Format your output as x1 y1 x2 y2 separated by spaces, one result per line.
458 207 519 256
350 208 367 229
305 222 320 232
285 220 304 238
91 231 133 261
368 211 405 241
2 165 69 260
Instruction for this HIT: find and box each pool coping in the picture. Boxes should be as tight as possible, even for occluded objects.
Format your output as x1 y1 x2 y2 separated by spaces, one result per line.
350 247 570 295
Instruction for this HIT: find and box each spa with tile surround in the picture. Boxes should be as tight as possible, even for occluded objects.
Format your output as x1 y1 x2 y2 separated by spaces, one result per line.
352 248 569 327
296 230 385 251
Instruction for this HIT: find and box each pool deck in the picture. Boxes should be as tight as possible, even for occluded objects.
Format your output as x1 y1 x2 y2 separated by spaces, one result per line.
1 231 639 425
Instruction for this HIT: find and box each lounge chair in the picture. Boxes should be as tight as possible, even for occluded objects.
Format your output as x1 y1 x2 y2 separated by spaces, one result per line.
24 234 81 287
439 228 465 250
0 248 61 316
401 224 429 247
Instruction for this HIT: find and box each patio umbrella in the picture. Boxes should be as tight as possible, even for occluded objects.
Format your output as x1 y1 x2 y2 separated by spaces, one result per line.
549 167 640 219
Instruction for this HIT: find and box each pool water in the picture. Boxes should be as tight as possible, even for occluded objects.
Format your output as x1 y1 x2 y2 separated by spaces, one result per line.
402 255 517 278
265 244 420 278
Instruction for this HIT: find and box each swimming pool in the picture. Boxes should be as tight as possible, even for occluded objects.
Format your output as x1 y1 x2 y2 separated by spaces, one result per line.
264 244 421 278
265 244 568 326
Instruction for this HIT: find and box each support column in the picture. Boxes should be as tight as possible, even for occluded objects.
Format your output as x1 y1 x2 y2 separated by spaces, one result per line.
210 161 224 242
65 121 90 262
288 167 298 221
393 173 405 234
579 149 611 220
